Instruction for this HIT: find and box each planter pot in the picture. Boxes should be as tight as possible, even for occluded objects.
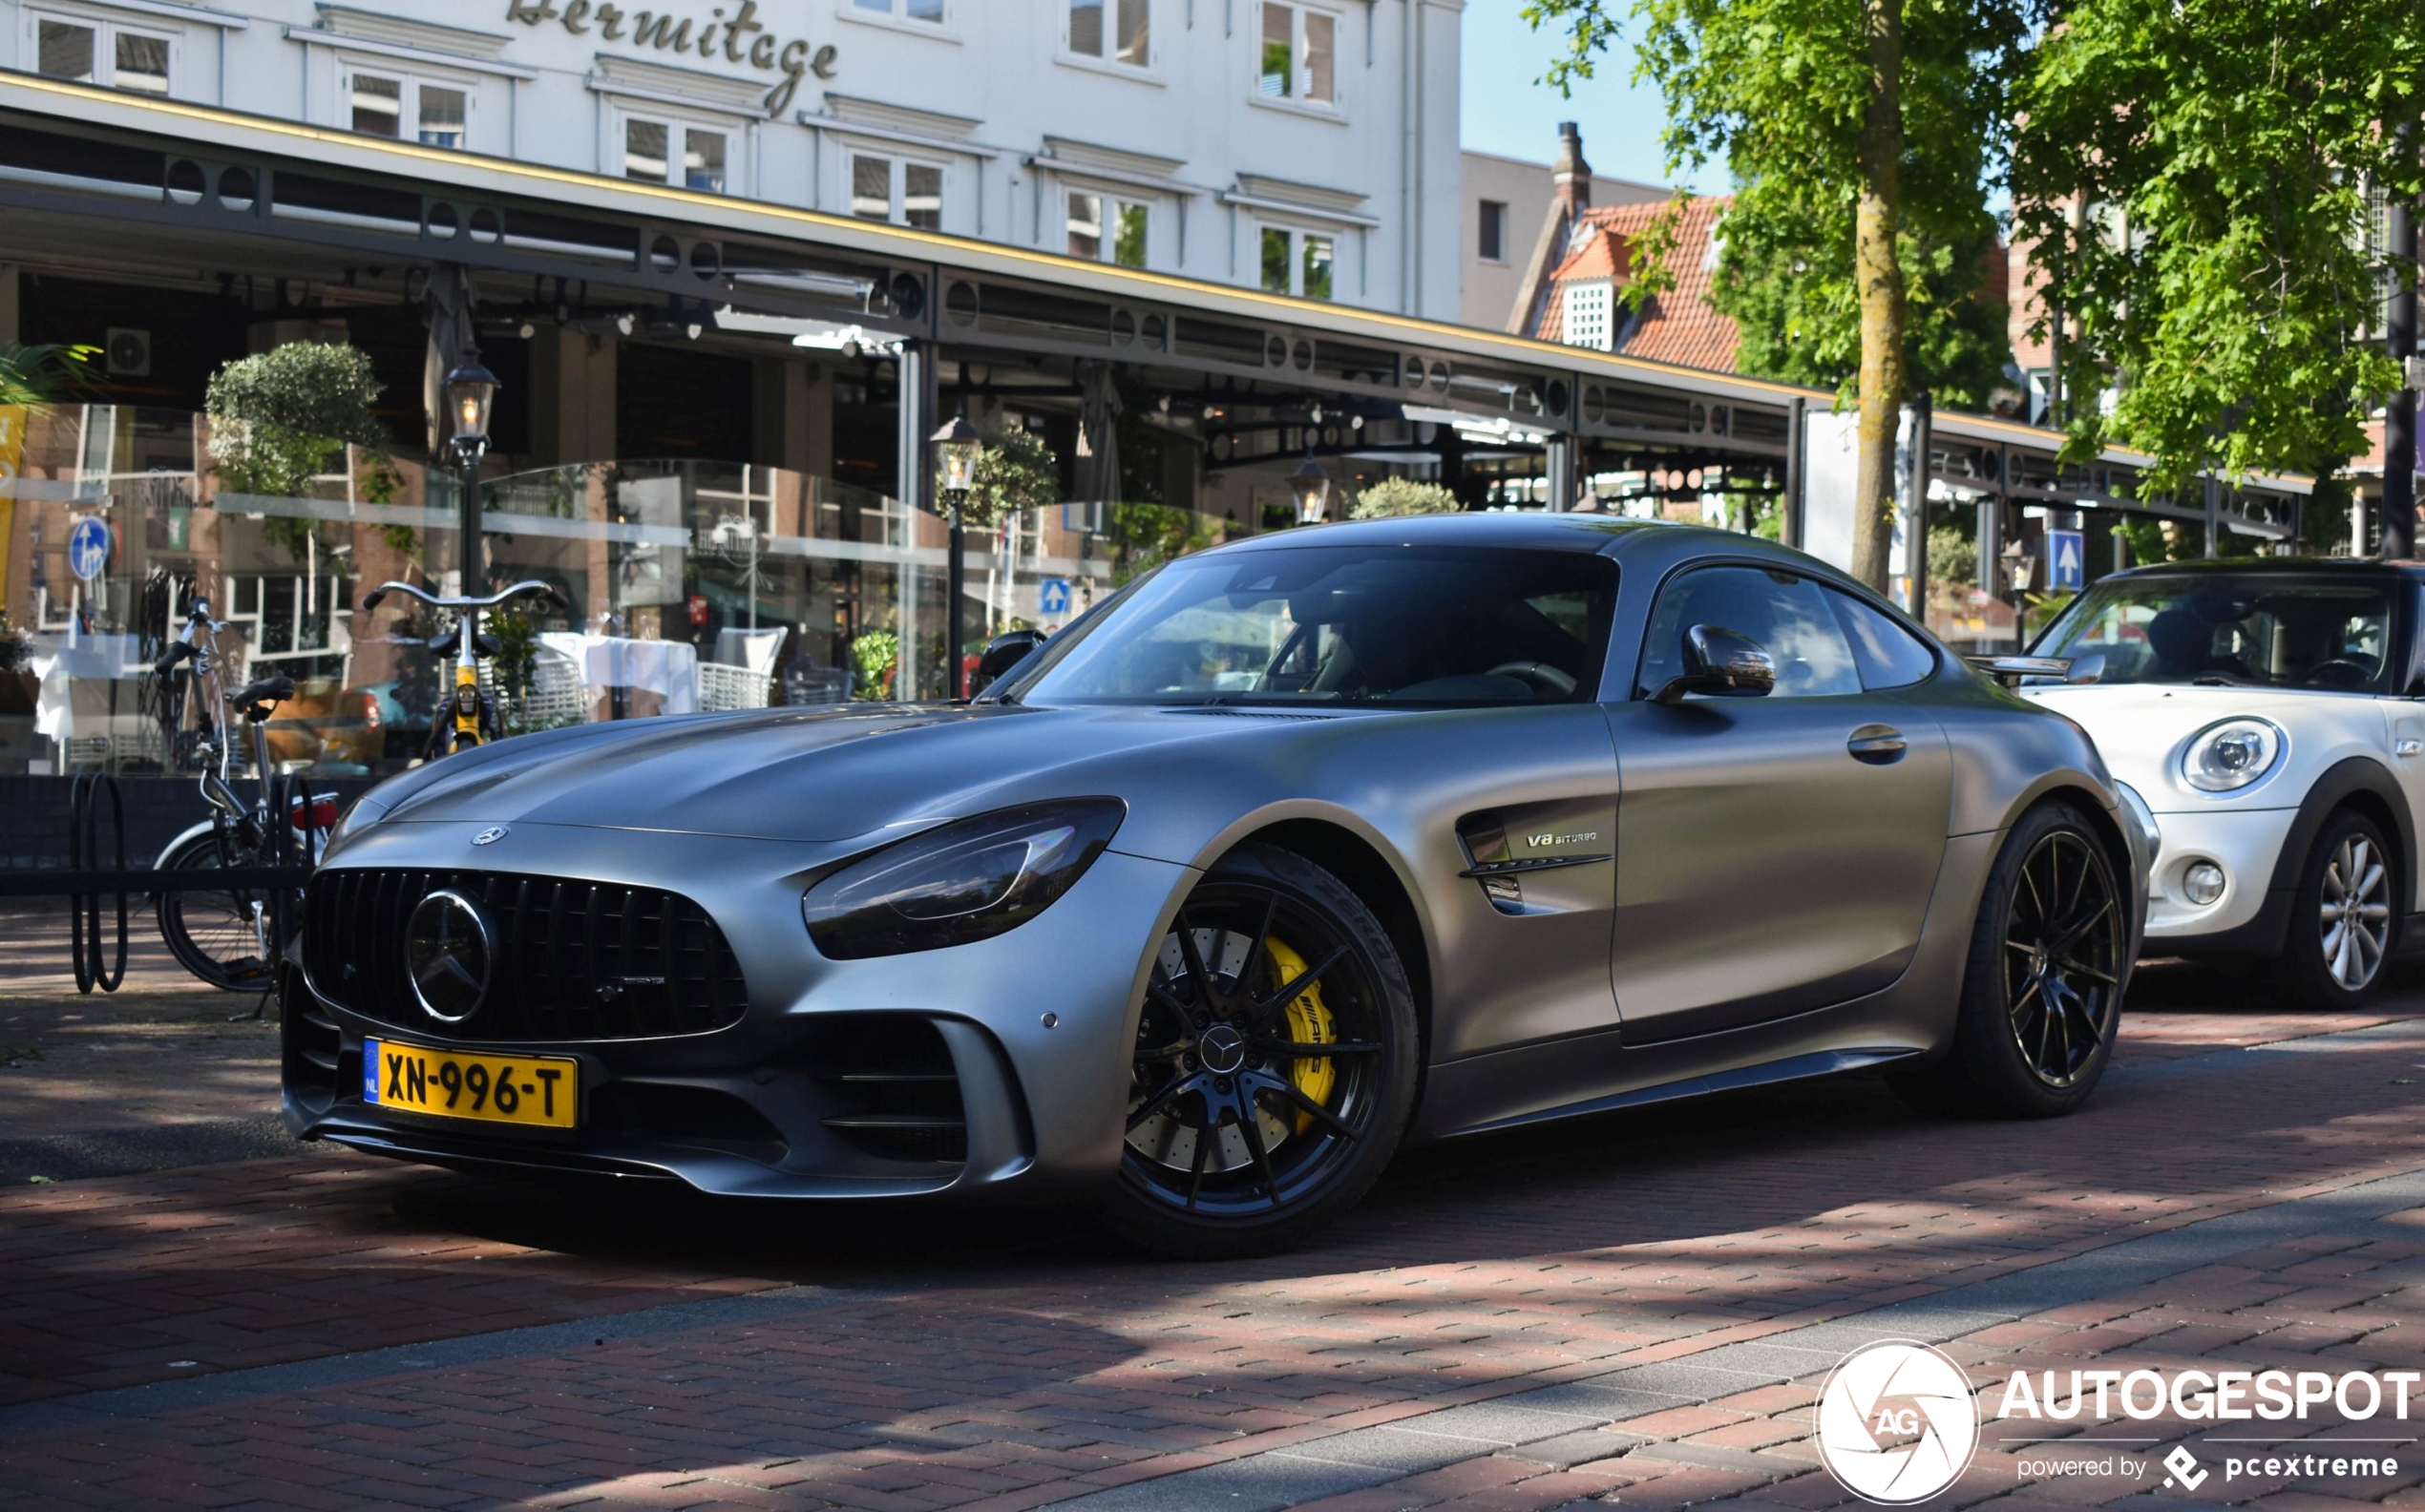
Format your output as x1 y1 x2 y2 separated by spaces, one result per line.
0 670 36 717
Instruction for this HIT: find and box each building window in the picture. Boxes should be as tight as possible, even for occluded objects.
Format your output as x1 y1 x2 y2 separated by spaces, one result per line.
1259 225 1335 301
853 0 945 21
851 154 944 230
1478 200 1508 262
1257 2 1335 105
1561 281 1614 351
32 14 173 94
1068 0 1148 67
1067 192 1147 267
624 116 729 193
345 69 469 148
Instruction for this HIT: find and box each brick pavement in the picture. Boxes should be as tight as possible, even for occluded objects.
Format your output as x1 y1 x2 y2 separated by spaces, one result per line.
0 960 2416 1508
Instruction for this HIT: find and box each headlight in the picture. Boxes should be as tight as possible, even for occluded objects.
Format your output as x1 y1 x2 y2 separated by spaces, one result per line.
2182 718 2284 793
802 798 1126 959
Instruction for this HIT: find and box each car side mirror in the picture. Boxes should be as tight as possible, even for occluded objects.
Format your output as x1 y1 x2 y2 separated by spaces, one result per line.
1653 624 1776 704
970 628 1047 696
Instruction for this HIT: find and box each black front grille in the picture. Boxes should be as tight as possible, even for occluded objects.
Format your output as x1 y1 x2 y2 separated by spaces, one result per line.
304 869 749 1042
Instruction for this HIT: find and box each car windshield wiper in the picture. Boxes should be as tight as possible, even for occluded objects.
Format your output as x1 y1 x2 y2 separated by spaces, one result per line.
2188 674 2255 687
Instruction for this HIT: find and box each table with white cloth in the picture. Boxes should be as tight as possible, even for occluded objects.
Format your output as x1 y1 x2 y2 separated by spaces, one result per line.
537 633 700 717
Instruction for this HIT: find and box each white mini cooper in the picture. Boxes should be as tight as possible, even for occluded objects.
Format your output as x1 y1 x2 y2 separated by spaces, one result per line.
2019 559 2425 1006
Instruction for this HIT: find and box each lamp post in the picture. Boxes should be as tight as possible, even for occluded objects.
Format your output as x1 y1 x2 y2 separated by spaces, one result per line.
2000 538 2035 653
931 415 981 698
443 354 500 593
1291 455 1333 525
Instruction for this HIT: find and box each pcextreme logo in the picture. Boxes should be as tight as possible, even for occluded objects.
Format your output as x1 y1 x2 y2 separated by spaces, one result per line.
1815 1341 1981 1504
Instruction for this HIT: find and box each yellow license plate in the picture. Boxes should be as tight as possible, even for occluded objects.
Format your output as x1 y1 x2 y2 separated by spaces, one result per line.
363 1038 578 1128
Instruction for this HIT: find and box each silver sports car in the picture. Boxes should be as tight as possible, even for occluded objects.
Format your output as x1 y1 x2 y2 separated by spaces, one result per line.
285 516 2149 1255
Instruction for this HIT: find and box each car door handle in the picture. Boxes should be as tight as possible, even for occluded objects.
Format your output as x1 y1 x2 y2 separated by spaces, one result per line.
1847 724 1908 764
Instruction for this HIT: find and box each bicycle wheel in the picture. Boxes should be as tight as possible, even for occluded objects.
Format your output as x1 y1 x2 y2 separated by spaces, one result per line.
156 830 276 991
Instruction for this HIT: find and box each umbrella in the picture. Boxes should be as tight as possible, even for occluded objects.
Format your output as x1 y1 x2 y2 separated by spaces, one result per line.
1075 360 1123 504
420 262 477 456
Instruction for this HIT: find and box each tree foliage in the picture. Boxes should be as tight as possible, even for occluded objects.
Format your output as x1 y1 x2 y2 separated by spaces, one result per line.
1348 477 1462 518
1524 0 2023 412
205 342 390 499
0 342 99 406
964 422 1062 529
2011 0 2425 495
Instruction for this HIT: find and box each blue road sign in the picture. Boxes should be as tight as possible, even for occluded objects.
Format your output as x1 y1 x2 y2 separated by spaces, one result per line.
1038 578 1072 617
68 516 112 581
2047 529 2084 593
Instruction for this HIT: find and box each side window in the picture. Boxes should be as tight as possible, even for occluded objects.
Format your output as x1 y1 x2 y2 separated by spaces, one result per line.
1636 565 1862 700
1826 589 1939 689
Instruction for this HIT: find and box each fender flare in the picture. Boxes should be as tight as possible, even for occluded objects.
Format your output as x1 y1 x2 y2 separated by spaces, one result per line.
2260 756 2414 902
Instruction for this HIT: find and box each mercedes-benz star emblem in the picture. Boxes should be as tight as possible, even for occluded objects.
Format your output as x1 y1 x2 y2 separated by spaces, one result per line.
472 827 509 846
405 889 496 1024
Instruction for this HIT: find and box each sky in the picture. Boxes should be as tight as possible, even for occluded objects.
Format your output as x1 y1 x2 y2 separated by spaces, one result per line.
1456 0 1720 194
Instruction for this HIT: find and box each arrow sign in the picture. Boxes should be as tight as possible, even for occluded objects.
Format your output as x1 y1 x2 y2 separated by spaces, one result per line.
2047 529 2084 592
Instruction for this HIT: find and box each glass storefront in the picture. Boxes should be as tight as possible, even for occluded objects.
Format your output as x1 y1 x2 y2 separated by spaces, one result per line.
0 405 1226 778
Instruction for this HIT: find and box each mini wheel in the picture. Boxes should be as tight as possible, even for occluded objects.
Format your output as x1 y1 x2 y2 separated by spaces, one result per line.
1100 844 1419 1258
2271 809 2395 1009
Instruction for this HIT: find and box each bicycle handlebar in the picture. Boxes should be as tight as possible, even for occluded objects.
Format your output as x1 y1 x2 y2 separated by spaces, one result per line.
361 579 566 615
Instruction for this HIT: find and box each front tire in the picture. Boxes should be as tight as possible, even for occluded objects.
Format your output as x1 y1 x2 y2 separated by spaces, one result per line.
1098 844 1420 1258
2271 810 2395 1009
156 830 277 992
1893 802 2126 1118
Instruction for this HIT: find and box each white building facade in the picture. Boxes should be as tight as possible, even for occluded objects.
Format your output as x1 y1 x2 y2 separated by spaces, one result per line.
5 0 1464 317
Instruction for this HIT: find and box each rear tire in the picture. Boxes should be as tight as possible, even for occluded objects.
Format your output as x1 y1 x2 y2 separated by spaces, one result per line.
1097 844 1420 1259
2269 810 2395 1010
1891 802 2127 1118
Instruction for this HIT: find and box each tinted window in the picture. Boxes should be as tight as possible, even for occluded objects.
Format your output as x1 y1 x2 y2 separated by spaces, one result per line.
1827 589 1939 689
1015 546 1618 705
2035 575 2393 692
1637 565 1861 700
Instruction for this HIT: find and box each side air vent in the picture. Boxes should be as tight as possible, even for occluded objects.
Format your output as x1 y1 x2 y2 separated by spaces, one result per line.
809 1016 966 1165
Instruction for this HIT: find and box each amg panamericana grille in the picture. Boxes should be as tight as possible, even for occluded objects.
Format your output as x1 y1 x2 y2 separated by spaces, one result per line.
304 869 748 1041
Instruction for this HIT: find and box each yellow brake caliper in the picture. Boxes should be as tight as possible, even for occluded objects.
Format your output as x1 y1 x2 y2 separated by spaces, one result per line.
1264 937 1336 1131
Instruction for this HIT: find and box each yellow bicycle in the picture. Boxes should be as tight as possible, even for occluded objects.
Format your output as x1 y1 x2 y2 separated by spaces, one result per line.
359 578 565 760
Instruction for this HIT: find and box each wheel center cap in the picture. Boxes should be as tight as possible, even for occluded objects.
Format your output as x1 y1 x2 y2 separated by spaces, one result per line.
1198 1023 1247 1074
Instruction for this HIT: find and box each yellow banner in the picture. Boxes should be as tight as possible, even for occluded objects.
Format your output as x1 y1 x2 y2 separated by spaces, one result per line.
0 405 23 620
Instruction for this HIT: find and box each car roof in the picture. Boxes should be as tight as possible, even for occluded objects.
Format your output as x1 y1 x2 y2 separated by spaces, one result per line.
2108 556 2425 581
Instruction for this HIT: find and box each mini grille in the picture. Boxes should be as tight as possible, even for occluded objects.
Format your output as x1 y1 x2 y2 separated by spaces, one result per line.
304 869 748 1042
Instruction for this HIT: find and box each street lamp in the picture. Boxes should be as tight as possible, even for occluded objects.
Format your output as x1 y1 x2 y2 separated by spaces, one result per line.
443 353 500 590
930 414 981 697
2000 539 2036 595
1291 455 1333 525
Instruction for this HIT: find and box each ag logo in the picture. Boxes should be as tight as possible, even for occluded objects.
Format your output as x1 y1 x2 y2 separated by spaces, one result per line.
1814 1340 1979 1503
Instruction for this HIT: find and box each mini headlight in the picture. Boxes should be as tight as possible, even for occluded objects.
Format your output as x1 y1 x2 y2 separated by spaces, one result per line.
802 798 1126 959
2182 718 2284 793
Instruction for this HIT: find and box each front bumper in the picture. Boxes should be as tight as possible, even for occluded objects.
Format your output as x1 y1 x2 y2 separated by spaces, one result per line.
282 822 1196 1200
2136 804 2299 947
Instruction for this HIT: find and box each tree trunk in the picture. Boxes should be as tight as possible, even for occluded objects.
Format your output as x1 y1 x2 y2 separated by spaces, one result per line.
1850 0 1908 593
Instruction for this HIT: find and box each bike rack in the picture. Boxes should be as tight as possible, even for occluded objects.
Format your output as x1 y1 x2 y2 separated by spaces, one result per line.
66 771 128 995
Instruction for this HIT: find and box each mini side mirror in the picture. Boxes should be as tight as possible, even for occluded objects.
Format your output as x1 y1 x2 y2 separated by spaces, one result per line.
971 628 1047 696
1654 624 1776 704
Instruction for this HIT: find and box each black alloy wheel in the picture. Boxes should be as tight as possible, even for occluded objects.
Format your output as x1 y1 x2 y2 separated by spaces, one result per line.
1892 801 2126 1118
1102 844 1418 1257
2001 828 2124 1089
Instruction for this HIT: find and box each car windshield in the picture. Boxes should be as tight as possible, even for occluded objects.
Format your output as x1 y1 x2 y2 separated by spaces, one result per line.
1006 545 1617 705
2034 575 2396 692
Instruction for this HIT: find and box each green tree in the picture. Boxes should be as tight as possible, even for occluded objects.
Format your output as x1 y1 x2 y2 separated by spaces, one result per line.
205 342 390 499
1348 477 1462 518
2010 0 2425 497
1524 0 2024 591
963 422 1061 528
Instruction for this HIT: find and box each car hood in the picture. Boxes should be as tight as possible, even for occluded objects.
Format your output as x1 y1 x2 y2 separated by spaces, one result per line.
348 702 1338 844
2022 682 2378 806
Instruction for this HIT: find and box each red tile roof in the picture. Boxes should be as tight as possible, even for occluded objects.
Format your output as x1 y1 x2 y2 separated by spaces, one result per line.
1535 196 1740 374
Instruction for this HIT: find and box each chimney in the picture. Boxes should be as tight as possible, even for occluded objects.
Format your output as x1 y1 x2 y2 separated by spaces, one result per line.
1552 121 1592 215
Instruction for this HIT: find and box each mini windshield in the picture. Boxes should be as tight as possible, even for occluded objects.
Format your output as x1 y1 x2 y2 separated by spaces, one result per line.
2034 575 2395 692
1007 545 1617 705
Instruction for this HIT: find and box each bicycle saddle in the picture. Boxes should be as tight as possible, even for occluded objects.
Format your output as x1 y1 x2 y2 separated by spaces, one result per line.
230 674 296 711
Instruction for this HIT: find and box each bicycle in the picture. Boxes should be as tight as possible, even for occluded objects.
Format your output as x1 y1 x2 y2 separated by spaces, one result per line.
149 597 327 991
359 578 565 760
